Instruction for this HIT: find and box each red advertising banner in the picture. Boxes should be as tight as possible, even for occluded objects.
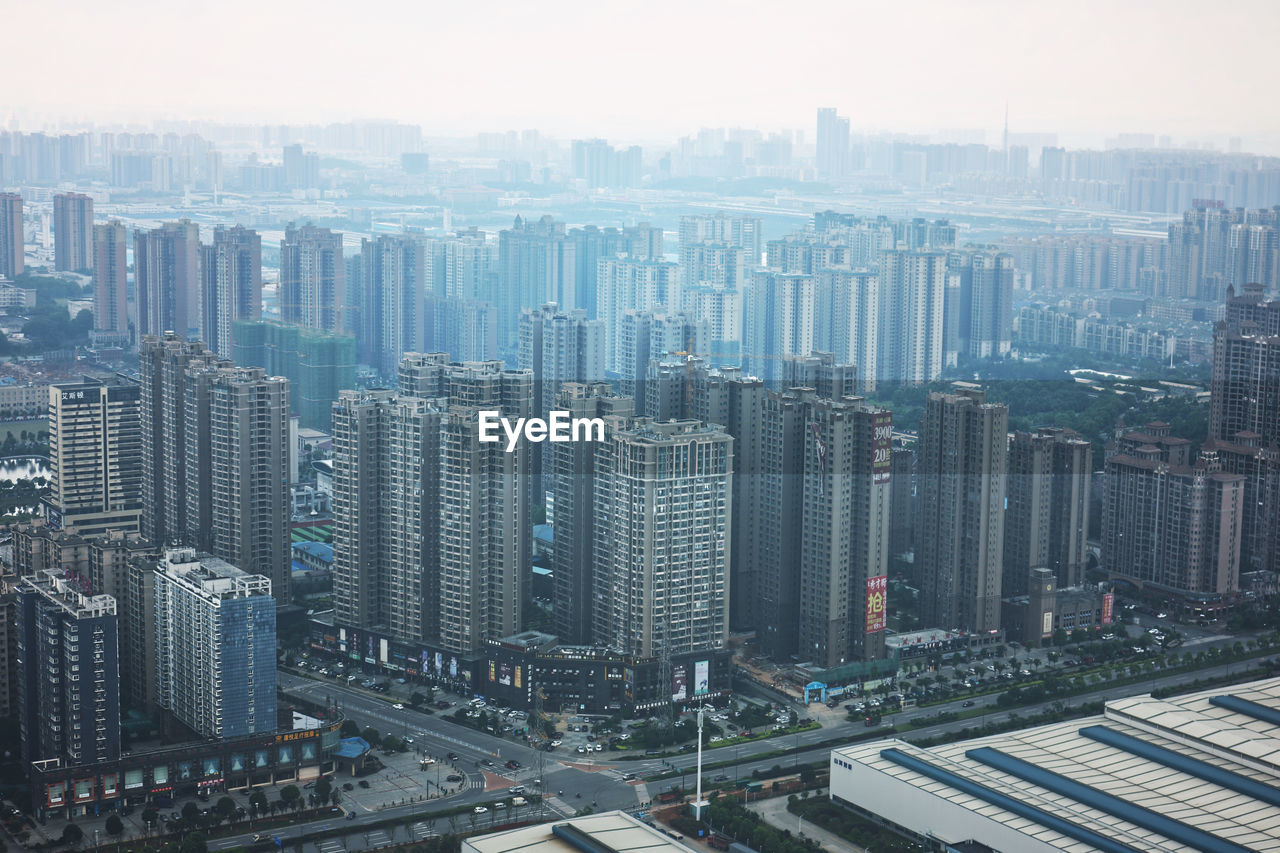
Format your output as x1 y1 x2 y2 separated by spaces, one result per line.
872 412 892 485
1101 592 1114 625
866 575 887 633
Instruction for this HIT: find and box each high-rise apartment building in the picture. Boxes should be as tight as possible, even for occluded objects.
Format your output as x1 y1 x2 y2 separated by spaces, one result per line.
232 319 356 431
549 382 635 644
945 251 1015 362
331 387 442 643
154 549 276 738
92 221 129 341
53 192 93 272
816 108 851 178
1166 206 1279 301
437 362 534 653
877 250 946 385
139 334 222 547
1103 450 1244 595
360 233 429 377
568 224 662 318
517 303 606 420
571 139 642 189
1211 283 1280 448
1003 428 1092 595
135 220 201 339
280 223 345 333
597 257 681 370
797 397 892 667
201 225 261 358
497 216 577 340
592 418 732 658
16 571 119 765
184 366 291 602
0 192 23 279
44 377 142 537
617 310 707 413
917 386 1008 632
1202 432 1280 576
678 213 762 268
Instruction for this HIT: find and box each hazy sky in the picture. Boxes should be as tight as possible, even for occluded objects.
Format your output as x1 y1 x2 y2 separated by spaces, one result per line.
9 0 1280 149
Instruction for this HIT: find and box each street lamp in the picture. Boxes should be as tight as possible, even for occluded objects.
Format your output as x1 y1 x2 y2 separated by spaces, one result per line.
691 704 715 821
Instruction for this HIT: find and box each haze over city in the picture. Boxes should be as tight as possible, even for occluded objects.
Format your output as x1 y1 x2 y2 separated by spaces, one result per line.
8 0 1280 151
2 2 1280 852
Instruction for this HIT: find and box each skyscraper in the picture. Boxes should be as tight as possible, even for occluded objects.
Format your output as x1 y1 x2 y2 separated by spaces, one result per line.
798 397 892 667
946 251 1015 362
16 571 119 765
0 192 24 279
1103 450 1244 595
1211 283 1280 448
361 233 429 378
135 220 201 339
498 216 577 341
280 223 346 333
517 303 606 421
44 377 142 537
1003 428 1092 595
138 334 222 547
549 382 635 644
437 362 534 653
232 319 356 431
92 221 129 341
816 108 851 178
53 192 93 272
918 386 1008 632
593 418 732 658
331 387 442 643
201 225 261 358
184 366 291 602
596 257 681 371
153 549 276 738
877 250 946 384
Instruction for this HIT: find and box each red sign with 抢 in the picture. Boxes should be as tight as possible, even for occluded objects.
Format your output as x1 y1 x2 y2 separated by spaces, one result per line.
1101 592 1114 625
866 575 887 633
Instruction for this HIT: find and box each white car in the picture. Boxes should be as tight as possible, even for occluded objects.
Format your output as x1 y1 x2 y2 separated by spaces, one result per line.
473 806 488 814
392 703 404 710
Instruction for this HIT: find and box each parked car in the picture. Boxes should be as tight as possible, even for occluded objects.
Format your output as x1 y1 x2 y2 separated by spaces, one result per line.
474 806 488 814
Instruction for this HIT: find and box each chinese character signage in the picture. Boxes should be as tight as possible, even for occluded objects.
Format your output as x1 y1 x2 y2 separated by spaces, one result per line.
1101 592 1114 625
865 575 887 633
872 413 892 485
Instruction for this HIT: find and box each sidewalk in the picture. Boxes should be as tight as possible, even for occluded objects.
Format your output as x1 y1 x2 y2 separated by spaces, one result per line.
747 796 867 853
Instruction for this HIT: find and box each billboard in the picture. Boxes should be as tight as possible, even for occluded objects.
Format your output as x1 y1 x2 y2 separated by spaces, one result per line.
514 665 523 689
499 663 513 686
872 413 892 485
694 659 710 696
1041 610 1054 637
488 661 496 682
865 575 887 633
1101 592 1115 625
672 664 687 701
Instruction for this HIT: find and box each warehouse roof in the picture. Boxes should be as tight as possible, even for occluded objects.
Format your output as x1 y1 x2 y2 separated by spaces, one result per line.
831 676 1280 852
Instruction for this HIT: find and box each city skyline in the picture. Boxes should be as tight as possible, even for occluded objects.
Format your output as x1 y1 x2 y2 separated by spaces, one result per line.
6 1 1280 153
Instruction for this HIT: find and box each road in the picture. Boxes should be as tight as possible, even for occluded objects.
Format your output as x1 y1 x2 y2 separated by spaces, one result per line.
245 644 1267 853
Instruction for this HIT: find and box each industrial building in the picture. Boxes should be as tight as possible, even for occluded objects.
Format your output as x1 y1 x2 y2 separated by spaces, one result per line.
830 676 1280 852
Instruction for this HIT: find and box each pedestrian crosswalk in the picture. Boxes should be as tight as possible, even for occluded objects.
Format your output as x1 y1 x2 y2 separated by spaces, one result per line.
364 830 392 847
410 822 437 841
317 839 346 853
469 778 484 790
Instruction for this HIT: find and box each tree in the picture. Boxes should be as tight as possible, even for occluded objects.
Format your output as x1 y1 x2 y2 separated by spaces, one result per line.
142 806 159 831
216 796 237 824
340 719 360 738
362 726 381 745
182 802 200 825
382 734 403 752
315 778 333 803
180 832 207 853
280 784 302 811
410 691 427 707
249 790 268 815
61 824 84 848
105 814 124 845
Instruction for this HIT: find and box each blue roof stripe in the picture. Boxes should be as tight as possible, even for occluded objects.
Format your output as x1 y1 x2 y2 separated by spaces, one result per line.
878 748 1142 853
1079 724 1280 809
1210 694 1280 728
967 746 1255 853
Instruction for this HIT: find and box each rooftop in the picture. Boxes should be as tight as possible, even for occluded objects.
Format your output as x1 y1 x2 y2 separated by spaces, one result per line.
832 676 1280 852
463 811 691 853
